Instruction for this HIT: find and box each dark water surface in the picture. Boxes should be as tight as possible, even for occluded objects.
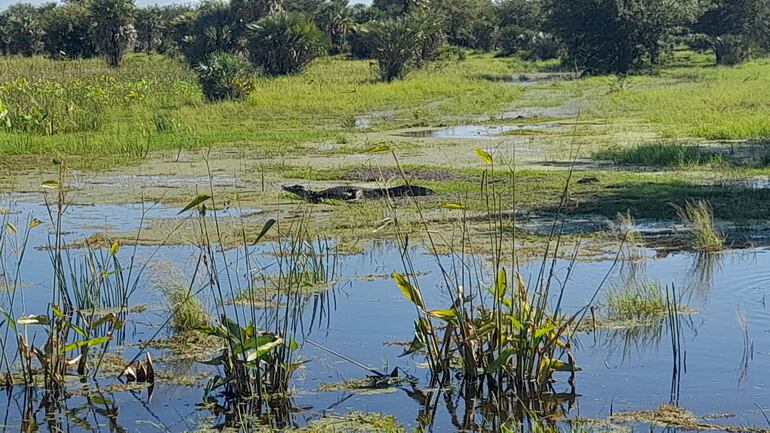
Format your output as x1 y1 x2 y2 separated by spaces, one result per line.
2 196 770 432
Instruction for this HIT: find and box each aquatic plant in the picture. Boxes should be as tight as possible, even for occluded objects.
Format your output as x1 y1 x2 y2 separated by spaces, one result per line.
155 264 209 332
614 211 643 260
675 200 724 252
605 280 665 322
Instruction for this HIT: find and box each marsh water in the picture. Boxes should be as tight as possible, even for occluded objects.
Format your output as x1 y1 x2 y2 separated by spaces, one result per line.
2 195 770 432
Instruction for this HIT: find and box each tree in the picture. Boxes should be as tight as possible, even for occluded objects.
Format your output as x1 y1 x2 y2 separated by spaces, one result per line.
546 0 699 73
134 7 165 54
90 0 137 67
315 0 354 53
433 0 497 50
246 11 329 74
0 3 45 56
41 3 97 59
176 1 239 66
695 0 770 64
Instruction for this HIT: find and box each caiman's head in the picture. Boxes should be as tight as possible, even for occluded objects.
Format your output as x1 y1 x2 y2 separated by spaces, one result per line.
281 185 307 195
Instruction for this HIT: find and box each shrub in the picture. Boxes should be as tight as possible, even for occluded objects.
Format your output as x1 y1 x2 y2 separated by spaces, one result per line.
196 52 255 102
714 34 751 66
90 0 137 67
0 78 107 135
367 13 446 82
247 12 329 75
348 24 376 58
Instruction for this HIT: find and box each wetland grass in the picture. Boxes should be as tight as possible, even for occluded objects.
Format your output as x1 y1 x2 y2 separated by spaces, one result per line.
675 200 724 252
594 143 720 167
604 280 665 322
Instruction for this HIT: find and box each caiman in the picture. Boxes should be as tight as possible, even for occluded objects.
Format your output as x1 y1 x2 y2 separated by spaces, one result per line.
282 184 434 203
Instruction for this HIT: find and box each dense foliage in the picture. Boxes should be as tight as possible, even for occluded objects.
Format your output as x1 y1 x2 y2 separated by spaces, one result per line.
0 0 767 74
196 52 254 101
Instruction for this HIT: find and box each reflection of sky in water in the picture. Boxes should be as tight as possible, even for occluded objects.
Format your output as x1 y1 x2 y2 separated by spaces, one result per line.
2 196 770 432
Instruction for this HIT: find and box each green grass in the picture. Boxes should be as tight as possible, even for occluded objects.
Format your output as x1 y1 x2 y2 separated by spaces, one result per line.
598 59 770 141
594 143 722 167
605 280 666 321
0 52 528 157
675 200 725 252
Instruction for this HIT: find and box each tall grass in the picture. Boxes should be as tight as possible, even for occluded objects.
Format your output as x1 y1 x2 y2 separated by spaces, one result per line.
675 200 724 252
594 143 721 167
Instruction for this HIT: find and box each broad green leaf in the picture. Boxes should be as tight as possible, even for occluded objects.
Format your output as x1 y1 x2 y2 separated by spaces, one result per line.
60 336 111 354
178 194 211 215
475 148 493 165
487 348 514 373
491 268 507 302
426 309 456 322
541 356 581 372
253 219 276 245
289 338 299 351
534 324 556 339
41 180 61 189
363 145 391 154
441 203 465 210
393 272 424 309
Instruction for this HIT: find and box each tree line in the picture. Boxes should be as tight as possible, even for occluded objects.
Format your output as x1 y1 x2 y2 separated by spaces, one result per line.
0 0 768 88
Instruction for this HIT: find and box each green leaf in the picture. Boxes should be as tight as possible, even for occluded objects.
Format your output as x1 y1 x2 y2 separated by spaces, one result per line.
5 222 16 234
441 203 465 210
534 324 556 338
393 272 424 309
488 348 514 373
362 145 391 154
178 194 211 215
491 268 507 302
60 336 111 354
289 338 299 351
253 219 276 245
475 148 493 165
426 309 456 322
109 241 120 257
41 180 62 190
17 314 50 325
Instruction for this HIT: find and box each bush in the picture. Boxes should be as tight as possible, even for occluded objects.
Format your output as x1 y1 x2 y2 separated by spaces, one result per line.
0 78 108 135
247 12 329 75
0 4 44 56
366 13 446 82
348 24 376 58
499 26 560 60
196 52 255 102
714 34 750 65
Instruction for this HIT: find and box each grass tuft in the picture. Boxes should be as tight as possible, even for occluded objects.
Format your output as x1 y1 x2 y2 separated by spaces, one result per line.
675 200 724 252
605 280 666 321
594 143 721 167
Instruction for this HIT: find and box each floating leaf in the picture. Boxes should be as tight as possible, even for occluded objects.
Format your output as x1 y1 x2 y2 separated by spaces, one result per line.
441 203 465 210
41 180 61 190
363 145 391 154
178 194 211 215
253 219 276 245
475 148 493 165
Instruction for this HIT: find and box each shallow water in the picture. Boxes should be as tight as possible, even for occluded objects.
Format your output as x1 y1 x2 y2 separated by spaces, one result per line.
396 123 559 140
2 197 770 432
